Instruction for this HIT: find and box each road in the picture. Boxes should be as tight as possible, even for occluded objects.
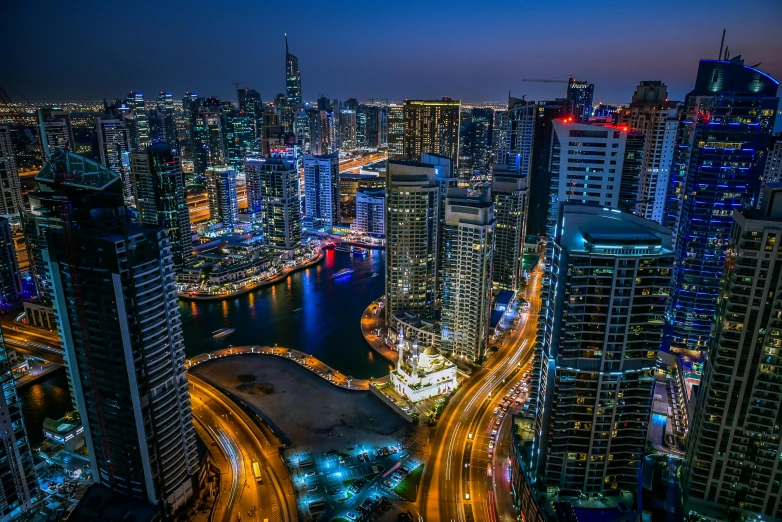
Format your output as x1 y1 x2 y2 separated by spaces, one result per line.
339 151 387 173
419 265 542 522
189 375 297 522
0 315 64 363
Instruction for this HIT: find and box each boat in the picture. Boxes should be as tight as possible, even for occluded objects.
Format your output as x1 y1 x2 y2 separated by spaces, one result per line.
371 272 379 278
322 242 336 250
332 268 355 279
293 307 304 313
351 247 368 257
212 328 235 339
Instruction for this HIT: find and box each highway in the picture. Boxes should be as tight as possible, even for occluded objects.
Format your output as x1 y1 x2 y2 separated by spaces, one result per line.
189 375 297 522
419 265 542 522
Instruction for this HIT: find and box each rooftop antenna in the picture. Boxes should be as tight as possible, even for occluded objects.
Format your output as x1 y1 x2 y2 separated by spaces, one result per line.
719 29 726 60
285 33 289 54
725 46 730 61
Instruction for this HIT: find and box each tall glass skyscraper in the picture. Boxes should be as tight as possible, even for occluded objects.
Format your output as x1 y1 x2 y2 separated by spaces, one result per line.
43 151 198 514
532 204 673 505
681 184 782 521
130 143 194 270
666 57 778 356
285 35 302 106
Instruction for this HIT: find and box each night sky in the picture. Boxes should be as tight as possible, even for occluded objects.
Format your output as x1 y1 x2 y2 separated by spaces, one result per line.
3 0 781 105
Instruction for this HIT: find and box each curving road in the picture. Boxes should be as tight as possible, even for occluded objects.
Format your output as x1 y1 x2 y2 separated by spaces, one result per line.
189 375 297 522
419 265 542 522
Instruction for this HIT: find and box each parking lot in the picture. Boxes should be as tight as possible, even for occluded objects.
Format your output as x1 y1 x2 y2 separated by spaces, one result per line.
289 442 423 521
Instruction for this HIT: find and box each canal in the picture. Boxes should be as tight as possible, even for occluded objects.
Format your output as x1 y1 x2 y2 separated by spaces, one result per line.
20 248 390 444
178 248 391 379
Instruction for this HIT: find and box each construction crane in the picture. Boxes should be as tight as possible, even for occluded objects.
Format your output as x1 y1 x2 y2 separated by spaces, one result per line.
523 76 573 84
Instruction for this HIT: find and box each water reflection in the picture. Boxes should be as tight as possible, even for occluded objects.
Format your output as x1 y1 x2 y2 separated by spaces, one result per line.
179 250 391 379
18 367 72 444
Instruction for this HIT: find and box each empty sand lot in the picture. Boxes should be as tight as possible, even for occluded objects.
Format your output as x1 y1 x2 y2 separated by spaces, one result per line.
192 355 409 452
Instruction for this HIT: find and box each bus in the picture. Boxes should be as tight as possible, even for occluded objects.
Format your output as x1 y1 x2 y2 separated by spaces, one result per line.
252 461 263 484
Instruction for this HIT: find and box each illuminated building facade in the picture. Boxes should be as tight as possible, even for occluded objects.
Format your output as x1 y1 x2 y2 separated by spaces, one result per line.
681 184 782 521
618 81 679 224
491 165 528 291
385 160 438 321
402 99 460 168
533 204 672 499
666 58 778 356
126 91 150 151
130 143 193 270
0 127 23 215
303 153 340 230
245 157 302 252
96 117 133 201
387 104 405 159
566 77 594 123
285 35 302 106
205 166 238 229
439 187 495 361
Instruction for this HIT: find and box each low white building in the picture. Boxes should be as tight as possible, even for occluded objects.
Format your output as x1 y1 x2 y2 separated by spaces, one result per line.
389 330 457 403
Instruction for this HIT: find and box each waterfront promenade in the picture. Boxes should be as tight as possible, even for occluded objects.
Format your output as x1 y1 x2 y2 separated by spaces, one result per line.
359 296 399 365
178 249 324 301
186 344 389 390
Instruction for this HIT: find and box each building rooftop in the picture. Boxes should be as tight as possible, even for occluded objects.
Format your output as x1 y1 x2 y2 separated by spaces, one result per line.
35 149 120 191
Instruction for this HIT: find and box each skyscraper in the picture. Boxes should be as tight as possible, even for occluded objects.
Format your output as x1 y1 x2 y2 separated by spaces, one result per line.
496 96 535 173
385 160 439 322
22 151 120 326
357 105 380 148
245 157 302 252
126 91 150 151
402 99 460 169
491 165 529 291
760 139 782 206
96 116 133 201
303 153 340 230
150 92 176 147
439 187 495 361
545 117 635 243
527 99 565 238
387 104 405 159
666 58 778 356
0 127 23 215
45 161 198 512
0 326 38 518
191 107 225 175
532 204 673 502
285 35 302 106
223 110 254 171
37 108 74 159
340 109 357 151
352 188 385 237
130 143 194 270
0 217 22 308
566 77 594 123
618 81 679 224
205 166 239 229
681 183 782 521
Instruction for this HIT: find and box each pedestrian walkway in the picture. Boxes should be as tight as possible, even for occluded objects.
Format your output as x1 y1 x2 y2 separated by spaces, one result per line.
359 296 399 365
187 345 388 391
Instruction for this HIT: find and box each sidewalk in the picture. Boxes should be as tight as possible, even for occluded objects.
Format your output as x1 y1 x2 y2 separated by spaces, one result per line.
15 361 63 387
360 296 399 365
186 345 388 391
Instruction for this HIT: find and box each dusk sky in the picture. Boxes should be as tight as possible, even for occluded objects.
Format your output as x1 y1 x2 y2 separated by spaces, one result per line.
3 0 782 105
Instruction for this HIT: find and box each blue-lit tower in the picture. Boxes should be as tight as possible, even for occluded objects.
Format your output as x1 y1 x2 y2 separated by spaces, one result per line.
665 57 778 357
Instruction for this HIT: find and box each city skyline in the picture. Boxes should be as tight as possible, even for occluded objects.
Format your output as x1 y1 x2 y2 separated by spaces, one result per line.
3 0 781 104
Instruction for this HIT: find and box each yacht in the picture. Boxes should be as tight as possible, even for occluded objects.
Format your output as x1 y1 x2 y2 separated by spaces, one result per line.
332 268 355 279
212 328 235 339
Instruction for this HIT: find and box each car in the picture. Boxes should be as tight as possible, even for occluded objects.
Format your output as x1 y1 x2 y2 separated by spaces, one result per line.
391 446 398 453
357 454 364 462
347 512 358 520
491 429 498 435
489 441 495 450
363 452 369 461
402 406 411 412
305 471 316 477
499 412 506 418
493 407 499 415
307 485 318 492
